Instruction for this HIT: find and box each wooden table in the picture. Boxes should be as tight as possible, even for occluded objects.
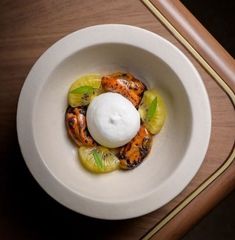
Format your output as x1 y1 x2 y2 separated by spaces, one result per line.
1 1 234 239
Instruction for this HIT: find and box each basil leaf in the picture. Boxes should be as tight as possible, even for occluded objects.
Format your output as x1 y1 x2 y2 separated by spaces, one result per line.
146 96 158 121
70 86 94 94
92 150 104 169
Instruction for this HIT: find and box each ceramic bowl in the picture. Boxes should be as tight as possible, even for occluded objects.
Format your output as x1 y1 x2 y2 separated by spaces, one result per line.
17 24 211 219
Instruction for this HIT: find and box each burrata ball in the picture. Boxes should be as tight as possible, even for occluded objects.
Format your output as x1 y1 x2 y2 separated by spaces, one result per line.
86 92 140 148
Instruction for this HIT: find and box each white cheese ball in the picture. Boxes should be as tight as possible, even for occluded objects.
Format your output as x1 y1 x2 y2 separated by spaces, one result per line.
87 92 140 148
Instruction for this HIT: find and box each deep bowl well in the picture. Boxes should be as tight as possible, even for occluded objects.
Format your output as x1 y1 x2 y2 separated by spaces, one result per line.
17 24 211 219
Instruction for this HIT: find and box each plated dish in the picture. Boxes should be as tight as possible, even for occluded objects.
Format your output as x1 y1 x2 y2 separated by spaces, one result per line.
65 72 166 173
17 24 211 219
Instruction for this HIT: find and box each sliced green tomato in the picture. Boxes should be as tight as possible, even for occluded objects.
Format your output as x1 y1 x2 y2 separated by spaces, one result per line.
138 90 166 134
68 74 102 107
78 146 120 173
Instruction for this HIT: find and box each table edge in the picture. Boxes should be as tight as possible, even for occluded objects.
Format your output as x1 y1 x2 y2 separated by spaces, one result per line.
149 0 235 90
141 0 235 239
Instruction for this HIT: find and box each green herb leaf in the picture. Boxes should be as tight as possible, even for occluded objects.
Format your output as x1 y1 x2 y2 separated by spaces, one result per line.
70 86 94 94
146 96 158 121
92 150 104 169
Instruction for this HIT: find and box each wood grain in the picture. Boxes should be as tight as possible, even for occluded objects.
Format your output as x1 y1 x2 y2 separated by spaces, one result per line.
152 0 235 90
150 160 235 240
0 0 234 239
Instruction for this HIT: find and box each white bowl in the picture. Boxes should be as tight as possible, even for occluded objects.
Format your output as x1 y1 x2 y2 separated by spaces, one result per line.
17 24 211 219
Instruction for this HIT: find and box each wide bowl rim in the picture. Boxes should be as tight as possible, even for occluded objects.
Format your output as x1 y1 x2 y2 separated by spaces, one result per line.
17 24 211 219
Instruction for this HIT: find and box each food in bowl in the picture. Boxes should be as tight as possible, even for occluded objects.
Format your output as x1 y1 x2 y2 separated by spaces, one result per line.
65 72 166 173
17 24 212 219
87 92 141 148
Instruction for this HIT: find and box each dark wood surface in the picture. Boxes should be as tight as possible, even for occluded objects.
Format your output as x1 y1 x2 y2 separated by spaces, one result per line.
0 1 234 239
152 0 235 89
